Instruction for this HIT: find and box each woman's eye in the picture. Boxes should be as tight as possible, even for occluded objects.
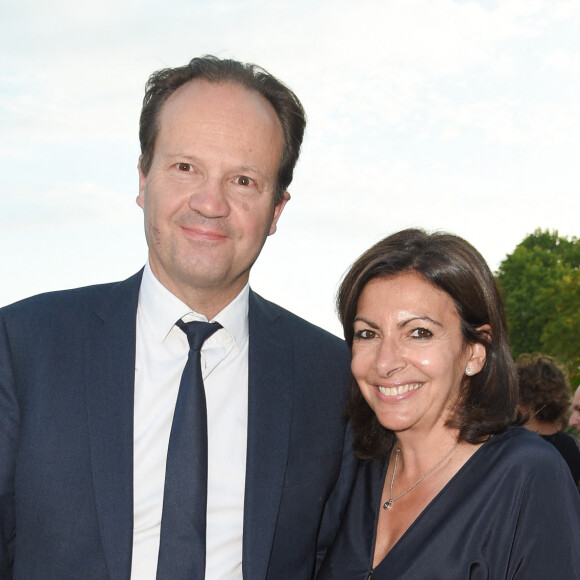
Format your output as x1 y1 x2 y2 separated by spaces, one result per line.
354 329 376 340
410 327 432 339
176 163 192 172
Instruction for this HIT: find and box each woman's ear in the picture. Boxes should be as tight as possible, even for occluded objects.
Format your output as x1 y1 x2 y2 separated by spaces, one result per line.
465 324 491 376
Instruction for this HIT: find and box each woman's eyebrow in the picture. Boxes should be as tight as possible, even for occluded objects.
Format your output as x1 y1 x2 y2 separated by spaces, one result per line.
353 316 379 329
398 315 442 328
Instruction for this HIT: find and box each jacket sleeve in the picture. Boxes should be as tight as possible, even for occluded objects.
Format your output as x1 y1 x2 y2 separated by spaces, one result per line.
314 420 358 575
0 312 19 578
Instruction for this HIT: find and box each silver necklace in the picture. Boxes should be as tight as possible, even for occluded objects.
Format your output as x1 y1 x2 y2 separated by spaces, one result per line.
382 442 459 510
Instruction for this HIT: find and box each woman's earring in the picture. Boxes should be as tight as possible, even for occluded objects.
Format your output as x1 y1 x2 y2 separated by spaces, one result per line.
465 365 472 375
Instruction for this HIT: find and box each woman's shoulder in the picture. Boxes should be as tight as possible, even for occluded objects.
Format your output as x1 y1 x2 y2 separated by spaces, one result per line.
485 425 557 453
476 426 571 476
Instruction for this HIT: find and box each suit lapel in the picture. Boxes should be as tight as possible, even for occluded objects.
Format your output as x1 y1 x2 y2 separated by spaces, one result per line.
242 291 294 579
85 271 143 579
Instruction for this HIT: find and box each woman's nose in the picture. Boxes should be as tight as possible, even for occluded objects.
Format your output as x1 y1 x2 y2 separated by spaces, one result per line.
374 336 405 377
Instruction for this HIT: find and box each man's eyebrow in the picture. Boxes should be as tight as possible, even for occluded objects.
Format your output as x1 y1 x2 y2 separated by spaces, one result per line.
237 164 267 175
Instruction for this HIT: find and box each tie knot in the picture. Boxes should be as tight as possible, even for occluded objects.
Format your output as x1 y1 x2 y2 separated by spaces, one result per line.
175 319 222 352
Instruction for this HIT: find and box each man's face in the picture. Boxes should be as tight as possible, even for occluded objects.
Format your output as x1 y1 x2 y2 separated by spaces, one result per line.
569 387 580 435
137 79 288 313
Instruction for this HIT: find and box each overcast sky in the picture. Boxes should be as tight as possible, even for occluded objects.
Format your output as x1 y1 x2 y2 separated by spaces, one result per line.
1 0 578 336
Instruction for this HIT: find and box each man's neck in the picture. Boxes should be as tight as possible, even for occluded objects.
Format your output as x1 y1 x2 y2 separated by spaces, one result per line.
149 264 248 320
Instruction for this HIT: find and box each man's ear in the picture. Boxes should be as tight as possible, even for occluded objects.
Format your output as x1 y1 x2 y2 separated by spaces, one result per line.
268 191 291 236
466 324 491 376
137 156 146 209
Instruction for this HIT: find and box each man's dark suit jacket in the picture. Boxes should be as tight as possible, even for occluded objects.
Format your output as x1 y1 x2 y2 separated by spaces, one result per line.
0 271 355 579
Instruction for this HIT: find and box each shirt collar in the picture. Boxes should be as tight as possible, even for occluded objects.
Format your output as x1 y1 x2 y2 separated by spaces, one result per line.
138 261 249 348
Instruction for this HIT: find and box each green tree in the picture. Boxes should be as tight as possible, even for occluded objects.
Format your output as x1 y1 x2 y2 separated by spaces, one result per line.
497 229 580 386
541 269 580 378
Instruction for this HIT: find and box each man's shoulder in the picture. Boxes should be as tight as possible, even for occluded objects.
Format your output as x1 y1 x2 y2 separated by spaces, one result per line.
249 291 347 352
0 271 143 322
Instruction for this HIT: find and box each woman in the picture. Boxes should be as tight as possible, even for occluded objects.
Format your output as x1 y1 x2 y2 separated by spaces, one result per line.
317 229 580 579
516 352 580 486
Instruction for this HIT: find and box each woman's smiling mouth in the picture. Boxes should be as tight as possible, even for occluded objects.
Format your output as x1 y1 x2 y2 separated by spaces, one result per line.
377 383 423 397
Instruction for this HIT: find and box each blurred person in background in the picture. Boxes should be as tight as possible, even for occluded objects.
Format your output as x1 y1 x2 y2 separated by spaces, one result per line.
516 353 580 487
569 385 580 440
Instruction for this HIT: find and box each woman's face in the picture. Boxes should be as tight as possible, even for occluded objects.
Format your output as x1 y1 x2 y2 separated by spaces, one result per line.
351 272 484 436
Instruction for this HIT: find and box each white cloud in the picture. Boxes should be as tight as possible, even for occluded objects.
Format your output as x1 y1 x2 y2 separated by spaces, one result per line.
1 181 139 230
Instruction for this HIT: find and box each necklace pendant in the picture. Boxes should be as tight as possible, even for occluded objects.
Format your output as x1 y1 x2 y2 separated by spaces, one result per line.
383 499 393 510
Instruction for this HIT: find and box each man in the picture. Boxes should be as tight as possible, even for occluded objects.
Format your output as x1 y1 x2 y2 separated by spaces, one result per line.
569 386 580 440
0 56 354 579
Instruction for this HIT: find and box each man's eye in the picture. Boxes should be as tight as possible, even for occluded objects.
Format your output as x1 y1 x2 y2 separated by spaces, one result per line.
235 176 252 187
410 328 432 339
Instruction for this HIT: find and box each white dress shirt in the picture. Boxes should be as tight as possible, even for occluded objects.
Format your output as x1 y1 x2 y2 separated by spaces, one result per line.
131 262 248 579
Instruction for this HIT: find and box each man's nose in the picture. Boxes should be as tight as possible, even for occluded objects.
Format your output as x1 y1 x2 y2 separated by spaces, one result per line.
189 179 230 218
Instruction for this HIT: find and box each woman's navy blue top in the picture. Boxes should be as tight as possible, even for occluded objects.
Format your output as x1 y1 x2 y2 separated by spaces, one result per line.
317 427 580 579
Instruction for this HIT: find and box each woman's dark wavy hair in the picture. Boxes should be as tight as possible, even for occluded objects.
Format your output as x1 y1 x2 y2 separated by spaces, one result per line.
139 54 306 205
337 229 519 459
516 353 571 424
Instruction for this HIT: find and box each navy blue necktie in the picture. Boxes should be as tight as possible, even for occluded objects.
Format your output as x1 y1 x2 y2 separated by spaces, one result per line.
156 319 222 579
